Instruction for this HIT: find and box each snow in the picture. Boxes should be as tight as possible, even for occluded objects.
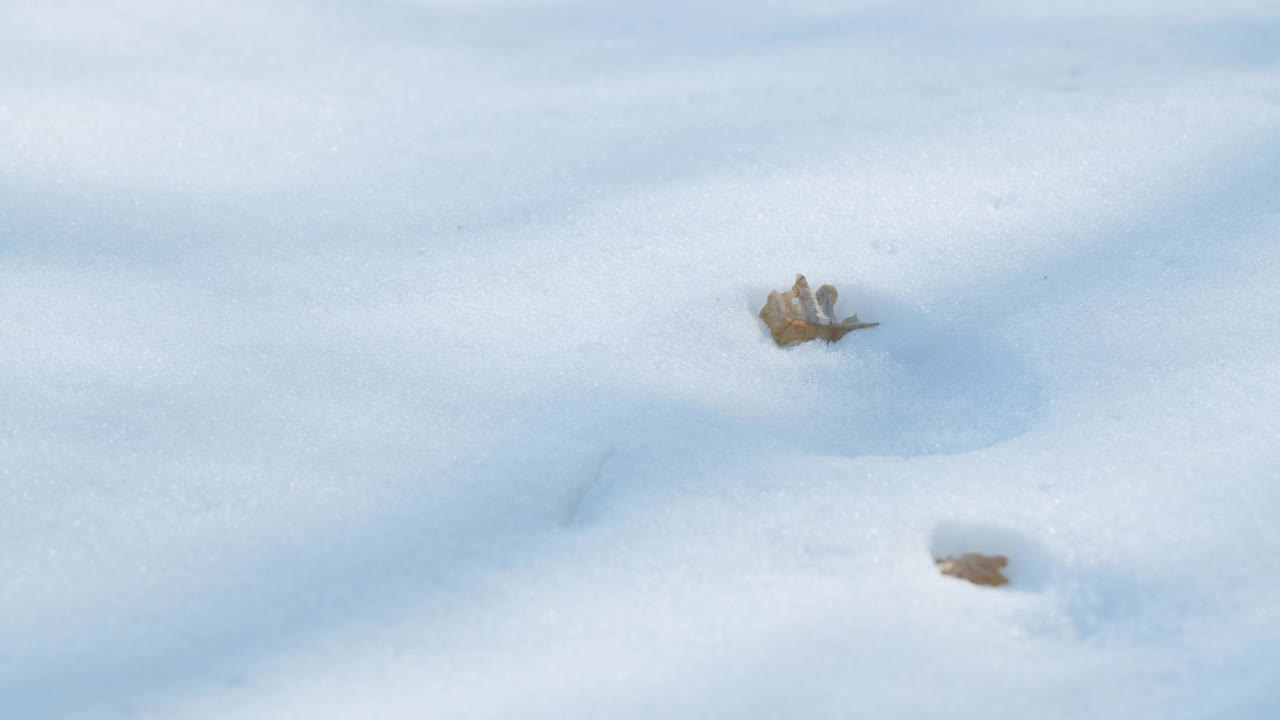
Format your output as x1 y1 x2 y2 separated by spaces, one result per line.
2 0 1279 717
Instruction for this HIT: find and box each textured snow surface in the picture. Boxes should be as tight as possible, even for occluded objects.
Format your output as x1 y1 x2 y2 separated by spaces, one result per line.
3 1 1280 717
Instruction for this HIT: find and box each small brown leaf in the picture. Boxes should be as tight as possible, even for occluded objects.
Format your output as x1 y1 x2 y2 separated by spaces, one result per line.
935 553 1009 587
758 274 879 347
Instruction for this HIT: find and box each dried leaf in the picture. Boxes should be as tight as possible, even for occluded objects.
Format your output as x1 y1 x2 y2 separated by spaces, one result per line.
759 274 879 347
935 553 1009 587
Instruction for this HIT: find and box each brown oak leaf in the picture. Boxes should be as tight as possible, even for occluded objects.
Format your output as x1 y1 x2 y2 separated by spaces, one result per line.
935 553 1009 587
759 274 879 347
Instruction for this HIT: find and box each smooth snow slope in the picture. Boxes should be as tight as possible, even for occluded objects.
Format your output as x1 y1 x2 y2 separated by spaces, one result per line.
2 1 1279 718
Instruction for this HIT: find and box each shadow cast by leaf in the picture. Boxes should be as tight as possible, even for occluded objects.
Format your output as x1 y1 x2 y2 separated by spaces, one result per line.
742 284 1045 458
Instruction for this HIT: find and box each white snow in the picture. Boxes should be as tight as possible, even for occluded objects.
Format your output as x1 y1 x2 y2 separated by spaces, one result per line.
2 0 1279 717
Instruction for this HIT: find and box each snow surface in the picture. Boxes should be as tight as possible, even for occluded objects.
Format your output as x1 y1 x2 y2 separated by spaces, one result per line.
3 0 1280 717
